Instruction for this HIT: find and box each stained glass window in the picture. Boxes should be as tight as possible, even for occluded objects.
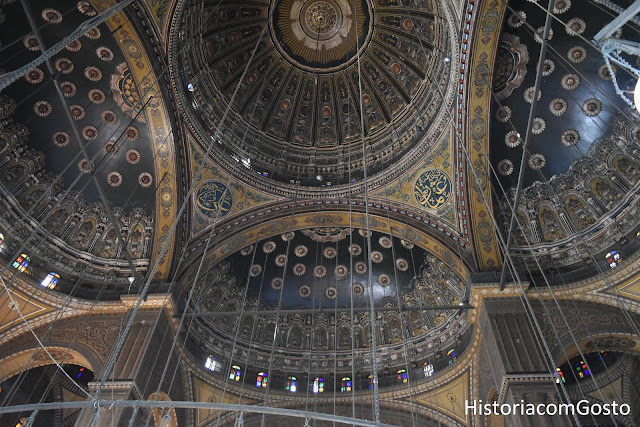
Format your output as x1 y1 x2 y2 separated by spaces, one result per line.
205 355 220 372
12 253 29 272
368 374 373 390
0 232 4 246
447 348 456 365
424 363 434 377
313 377 324 393
555 367 565 383
40 272 60 289
229 365 241 381
341 377 351 392
397 369 408 383
606 251 621 268
285 376 297 393
256 372 268 388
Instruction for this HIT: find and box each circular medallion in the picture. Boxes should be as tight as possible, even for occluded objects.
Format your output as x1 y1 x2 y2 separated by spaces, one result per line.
240 245 254 256
299 284 312 298
138 172 153 188
272 277 284 290
334 264 348 279
293 263 306 276
250 264 262 277
413 169 452 209
352 282 364 296
370 250 383 263
314 265 327 278
295 245 308 257
323 246 337 259
271 0 372 72
396 258 409 271
348 244 361 256
53 131 70 147
263 241 277 253
378 236 392 249
325 286 338 299
377 274 391 287
195 180 233 218
275 254 287 267
355 261 366 274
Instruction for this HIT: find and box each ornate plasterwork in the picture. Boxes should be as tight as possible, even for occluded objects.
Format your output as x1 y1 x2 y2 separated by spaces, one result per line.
170 0 458 190
187 136 283 235
371 128 458 229
465 0 505 270
179 212 471 288
91 0 178 281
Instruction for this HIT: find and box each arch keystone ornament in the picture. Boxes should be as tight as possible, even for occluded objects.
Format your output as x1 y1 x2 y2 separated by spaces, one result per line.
413 169 452 209
195 180 233 219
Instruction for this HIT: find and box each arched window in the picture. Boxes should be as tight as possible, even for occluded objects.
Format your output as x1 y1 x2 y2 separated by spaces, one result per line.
424 362 434 377
397 369 408 383
606 251 621 268
229 365 241 381
256 372 268 388
368 374 373 390
12 253 29 272
40 272 60 289
285 376 297 393
205 355 220 372
0 232 4 246
447 348 456 365
575 360 590 379
341 377 351 392
312 377 324 393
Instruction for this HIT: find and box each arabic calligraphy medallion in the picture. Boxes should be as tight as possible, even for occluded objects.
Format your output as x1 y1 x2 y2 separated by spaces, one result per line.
195 180 233 218
413 169 451 209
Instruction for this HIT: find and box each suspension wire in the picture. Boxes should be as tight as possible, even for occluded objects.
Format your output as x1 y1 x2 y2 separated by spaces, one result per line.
352 0 381 422
331 216 338 427
255 19 325 425
131 10 275 426
208 214 269 427
0 275 86 416
394 9 586 427
0 122 166 404
0 3 90 69
489 76 640 340
525 0 640 81
378 129 418 425
345 85 358 423
491 82 635 410
498 0 638 123
304 235 320 417
142 183 232 427
198 35 288 423
89 21 271 416
257 158 305 427
477 326 513 427
0 92 157 400
0 0 138 91
0 0 218 421
12 168 163 423
482 157 607 425
488 39 640 336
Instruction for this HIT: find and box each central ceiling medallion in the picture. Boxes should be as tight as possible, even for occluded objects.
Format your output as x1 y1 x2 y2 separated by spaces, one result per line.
271 0 372 72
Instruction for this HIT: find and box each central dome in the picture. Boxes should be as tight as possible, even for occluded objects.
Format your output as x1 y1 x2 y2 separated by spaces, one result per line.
172 0 455 187
271 0 372 72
